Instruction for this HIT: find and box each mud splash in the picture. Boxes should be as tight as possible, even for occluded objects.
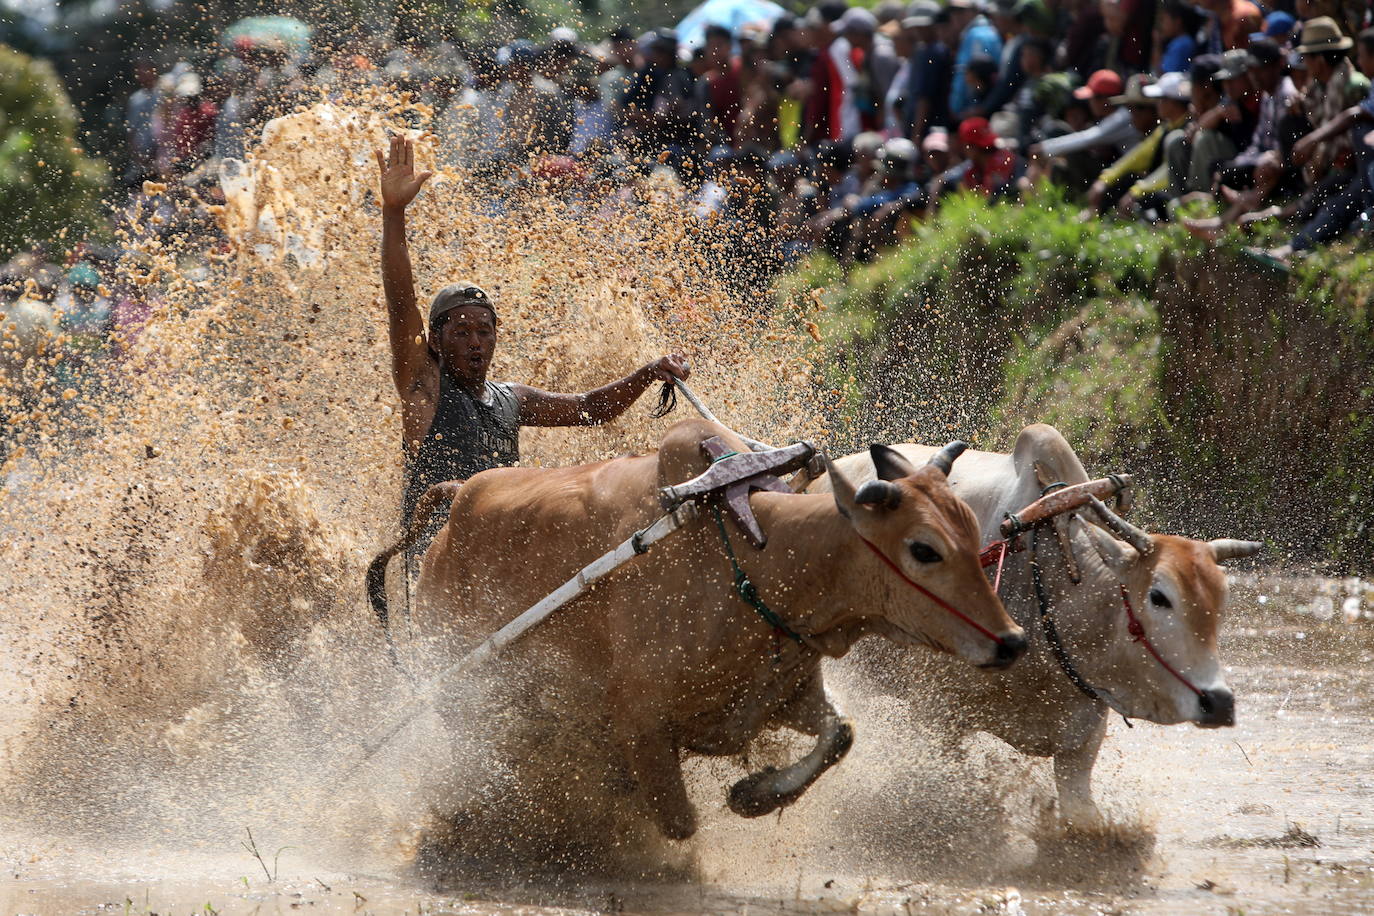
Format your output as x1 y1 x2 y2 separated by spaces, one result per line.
0 92 821 871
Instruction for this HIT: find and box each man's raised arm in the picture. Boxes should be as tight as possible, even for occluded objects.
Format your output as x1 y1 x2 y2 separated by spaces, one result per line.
375 135 436 402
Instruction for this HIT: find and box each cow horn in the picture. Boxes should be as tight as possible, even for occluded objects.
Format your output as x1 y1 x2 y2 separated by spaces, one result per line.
823 452 857 519
1085 495 1155 557
855 479 903 510
927 440 969 477
1209 538 1263 562
870 443 917 481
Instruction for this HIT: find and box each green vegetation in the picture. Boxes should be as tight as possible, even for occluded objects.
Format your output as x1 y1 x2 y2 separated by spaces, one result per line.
0 44 109 260
790 192 1374 570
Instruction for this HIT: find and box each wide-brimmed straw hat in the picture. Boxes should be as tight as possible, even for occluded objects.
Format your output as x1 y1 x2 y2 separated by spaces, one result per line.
1110 73 1155 107
1296 16 1352 54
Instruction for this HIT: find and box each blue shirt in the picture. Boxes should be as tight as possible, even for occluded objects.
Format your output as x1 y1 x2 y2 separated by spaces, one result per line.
908 40 952 130
950 16 1002 116
1159 35 1196 75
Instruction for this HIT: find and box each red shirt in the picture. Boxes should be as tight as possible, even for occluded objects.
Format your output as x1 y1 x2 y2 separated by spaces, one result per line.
964 148 1017 195
804 41 845 143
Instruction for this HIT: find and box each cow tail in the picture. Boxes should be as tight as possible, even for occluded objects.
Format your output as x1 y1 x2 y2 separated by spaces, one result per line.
367 480 465 635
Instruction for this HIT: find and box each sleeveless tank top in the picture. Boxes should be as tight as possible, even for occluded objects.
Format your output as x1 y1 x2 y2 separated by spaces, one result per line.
402 371 520 529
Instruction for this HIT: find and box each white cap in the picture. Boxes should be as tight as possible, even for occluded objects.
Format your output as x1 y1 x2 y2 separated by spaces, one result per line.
838 7 879 33
1143 71 1191 101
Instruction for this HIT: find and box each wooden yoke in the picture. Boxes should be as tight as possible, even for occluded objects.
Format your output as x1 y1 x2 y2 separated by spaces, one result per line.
999 474 1135 540
658 438 817 549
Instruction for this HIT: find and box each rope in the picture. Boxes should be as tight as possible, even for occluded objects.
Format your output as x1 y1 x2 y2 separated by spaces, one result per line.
857 536 1005 645
1120 585 1206 698
710 502 804 647
1030 527 1134 727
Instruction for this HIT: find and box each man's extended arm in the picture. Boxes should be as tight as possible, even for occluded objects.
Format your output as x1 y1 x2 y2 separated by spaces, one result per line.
515 355 691 427
375 135 435 402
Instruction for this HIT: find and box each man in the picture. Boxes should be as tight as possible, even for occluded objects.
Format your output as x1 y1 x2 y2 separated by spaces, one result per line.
1260 28 1374 260
373 136 690 533
959 116 1019 196
1029 69 1137 190
620 29 697 162
1086 74 1163 213
798 1 849 144
1164 55 1236 198
836 7 900 135
948 0 1003 119
1199 0 1262 54
699 24 743 145
1096 73 1190 217
903 4 952 141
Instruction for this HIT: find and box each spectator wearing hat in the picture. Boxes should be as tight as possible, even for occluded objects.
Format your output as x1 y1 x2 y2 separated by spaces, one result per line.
1292 17 1369 188
1155 0 1202 75
698 24 743 146
1199 0 1262 54
836 7 901 135
1263 27 1374 259
620 29 697 161
963 0 1027 122
1093 72 1192 215
1086 74 1166 213
1248 11 1297 48
799 3 848 144
948 0 1003 118
1211 40 1300 224
958 116 1019 196
1029 69 1139 190
1164 55 1237 196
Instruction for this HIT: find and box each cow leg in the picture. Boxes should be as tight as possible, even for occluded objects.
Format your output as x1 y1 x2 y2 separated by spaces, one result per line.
608 694 697 840
728 678 854 818
1052 711 1107 826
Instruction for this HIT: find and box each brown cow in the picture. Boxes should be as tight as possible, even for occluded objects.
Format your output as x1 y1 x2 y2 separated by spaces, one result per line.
404 418 1026 840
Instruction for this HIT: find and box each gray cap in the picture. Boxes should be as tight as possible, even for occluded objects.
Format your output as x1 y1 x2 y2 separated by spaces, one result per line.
429 283 496 327
1215 48 1252 81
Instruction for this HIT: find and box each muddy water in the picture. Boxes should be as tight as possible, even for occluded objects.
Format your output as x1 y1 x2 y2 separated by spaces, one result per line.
0 588 1369 915
3 96 1373 914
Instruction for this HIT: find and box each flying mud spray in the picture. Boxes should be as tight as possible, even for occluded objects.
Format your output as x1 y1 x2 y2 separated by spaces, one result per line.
0 92 1150 909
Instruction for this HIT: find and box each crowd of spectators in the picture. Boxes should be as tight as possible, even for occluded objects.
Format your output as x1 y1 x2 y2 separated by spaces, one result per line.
14 0 1374 349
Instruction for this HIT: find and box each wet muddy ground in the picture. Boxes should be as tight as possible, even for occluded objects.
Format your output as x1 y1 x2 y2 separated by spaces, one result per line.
2 577 1372 915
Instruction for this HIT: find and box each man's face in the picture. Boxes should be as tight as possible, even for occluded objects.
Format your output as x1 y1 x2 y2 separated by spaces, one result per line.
437 306 498 381
1304 53 1332 82
1158 97 1188 121
1129 104 1158 131
1191 81 1218 113
705 35 731 69
1089 95 1110 119
1249 61 1281 92
843 28 873 51
1020 46 1046 77
1357 44 1374 77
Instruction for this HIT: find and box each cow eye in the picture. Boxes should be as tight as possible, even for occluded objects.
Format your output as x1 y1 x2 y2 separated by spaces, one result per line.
1149 588 1173 609
909 541 943 564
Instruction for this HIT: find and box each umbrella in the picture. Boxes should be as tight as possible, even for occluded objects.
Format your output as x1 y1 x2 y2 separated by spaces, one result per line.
675 0 787 48
223 15 313 56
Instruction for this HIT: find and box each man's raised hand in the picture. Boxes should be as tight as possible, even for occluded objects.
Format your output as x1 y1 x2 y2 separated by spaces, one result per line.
375 134 433 212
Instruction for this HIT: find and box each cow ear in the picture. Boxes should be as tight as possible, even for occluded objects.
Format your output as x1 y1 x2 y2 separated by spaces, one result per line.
870 443 917 481
824 452 858 519
1075 514 1139 574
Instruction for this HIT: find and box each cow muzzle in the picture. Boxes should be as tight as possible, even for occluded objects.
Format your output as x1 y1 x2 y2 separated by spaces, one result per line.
979 629 1028 670
1195 686 1235 728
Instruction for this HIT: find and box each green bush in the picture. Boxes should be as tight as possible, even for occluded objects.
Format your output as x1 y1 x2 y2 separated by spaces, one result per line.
0 43 109 260
786 192 1374 570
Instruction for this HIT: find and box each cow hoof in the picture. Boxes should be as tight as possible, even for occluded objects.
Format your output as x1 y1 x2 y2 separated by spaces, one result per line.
727 767 784 818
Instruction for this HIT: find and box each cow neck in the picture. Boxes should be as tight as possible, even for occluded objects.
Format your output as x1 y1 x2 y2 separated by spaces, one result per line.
734 492 886 656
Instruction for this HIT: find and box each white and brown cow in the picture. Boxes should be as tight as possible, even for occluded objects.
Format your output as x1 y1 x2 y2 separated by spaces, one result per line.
810 424 1260 824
